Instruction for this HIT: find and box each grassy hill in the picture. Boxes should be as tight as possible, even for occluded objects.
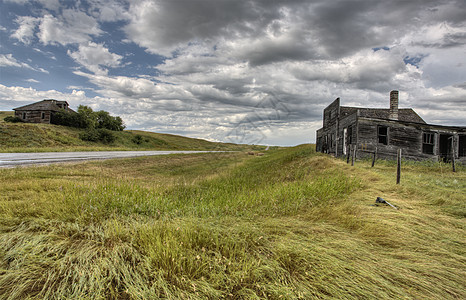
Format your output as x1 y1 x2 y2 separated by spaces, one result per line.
0 146 464 299
0 111 259 152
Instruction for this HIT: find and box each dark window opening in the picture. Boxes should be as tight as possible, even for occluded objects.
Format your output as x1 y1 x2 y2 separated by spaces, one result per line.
378 126 388 145
422 132 434 154
322 135 329 153
22 112 26 119
439 134 453 162
459 135 466 157
41 112 45 119
347 126 353 145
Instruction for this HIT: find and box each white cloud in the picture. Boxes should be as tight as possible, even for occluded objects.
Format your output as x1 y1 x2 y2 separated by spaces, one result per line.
87 0 130 22
3 0 28 4
2 0 466 145
37 0 60 11
0 54 35 70
11 9 103 46
68 42 123 75
38 10 102 45
73 71 162 99
0 84 90 110
11 16 39 44
0 54 50 74
5 0 60 10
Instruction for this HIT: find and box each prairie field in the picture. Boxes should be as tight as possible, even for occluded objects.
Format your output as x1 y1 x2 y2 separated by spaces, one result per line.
0 145 464 299
0 114 256 152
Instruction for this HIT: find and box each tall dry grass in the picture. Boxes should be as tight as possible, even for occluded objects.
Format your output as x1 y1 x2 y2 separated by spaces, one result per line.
0 146 464 299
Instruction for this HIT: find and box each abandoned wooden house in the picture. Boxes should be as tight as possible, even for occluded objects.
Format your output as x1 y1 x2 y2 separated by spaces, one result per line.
13 99 75 124
316 91 466 163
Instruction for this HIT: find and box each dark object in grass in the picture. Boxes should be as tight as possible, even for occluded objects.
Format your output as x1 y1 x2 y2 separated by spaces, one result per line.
376 197 398 210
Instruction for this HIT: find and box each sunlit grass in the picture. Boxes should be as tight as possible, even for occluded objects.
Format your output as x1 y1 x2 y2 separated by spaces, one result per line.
0 115 259 152
0 146 464 299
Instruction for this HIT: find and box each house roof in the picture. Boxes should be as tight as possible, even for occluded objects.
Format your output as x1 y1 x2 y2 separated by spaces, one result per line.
13 99 74 112
340 106 426 124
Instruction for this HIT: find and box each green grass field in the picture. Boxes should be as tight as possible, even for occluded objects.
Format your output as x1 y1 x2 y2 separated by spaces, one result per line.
0 146 464 299
1 111 260 152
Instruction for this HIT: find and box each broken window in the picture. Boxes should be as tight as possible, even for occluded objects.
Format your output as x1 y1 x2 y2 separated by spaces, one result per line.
378 126 388 145
422 132 434 154
459 135 466 157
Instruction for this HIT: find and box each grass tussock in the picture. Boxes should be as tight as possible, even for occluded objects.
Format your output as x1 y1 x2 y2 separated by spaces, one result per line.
0 145 465 299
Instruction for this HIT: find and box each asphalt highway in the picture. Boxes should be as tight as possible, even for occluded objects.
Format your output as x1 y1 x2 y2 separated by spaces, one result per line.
0 151 215 168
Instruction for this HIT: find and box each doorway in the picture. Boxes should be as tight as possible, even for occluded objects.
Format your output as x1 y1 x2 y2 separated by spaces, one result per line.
439 134 453 162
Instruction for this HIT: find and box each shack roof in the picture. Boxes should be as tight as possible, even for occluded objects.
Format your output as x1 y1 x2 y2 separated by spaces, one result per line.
13 99 74 112
340 106 426 124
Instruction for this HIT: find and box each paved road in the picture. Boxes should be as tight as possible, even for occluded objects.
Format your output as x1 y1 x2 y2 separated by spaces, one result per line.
0 151 215 168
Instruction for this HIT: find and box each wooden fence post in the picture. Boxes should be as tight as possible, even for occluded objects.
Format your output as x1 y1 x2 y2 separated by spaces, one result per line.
351 145 355 166
347 145 350 164
371 147 377 168
451 138 456 172
396 148 401 184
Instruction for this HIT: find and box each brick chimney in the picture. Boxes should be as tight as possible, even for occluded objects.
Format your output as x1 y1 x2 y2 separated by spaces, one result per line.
389 90 399 120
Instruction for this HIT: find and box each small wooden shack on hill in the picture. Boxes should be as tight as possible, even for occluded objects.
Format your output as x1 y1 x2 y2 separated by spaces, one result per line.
13 99 75 124
316 91 466 163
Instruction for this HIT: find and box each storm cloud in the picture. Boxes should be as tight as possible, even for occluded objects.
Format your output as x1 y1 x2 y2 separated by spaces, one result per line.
1 0 465 145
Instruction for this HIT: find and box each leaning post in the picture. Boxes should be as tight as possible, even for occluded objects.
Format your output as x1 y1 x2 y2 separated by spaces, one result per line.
371 147 377 168
451 137 456 172
396 148 401 184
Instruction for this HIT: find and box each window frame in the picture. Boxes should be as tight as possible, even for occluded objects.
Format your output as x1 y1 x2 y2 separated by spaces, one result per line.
459 135 466 158
422 132 435 154
377 125 388 145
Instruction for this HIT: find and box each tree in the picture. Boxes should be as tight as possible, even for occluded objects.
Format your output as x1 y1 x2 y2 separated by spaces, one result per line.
96 110 125 131
76 105 97 129
51 105 125 131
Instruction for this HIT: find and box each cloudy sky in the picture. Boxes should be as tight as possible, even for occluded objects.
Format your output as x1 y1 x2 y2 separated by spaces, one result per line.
1 0 465 145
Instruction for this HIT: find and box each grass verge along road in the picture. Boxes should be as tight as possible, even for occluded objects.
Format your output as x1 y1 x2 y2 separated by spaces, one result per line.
0 146 464 299
0 151 222 168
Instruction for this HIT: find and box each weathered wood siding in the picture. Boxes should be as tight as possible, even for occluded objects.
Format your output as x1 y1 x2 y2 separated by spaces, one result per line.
337 112 357 155
323 98 340 128
356 117 466 163
316 98 466 164
15 110 52 124
358 118 424 159
316 98 340 154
